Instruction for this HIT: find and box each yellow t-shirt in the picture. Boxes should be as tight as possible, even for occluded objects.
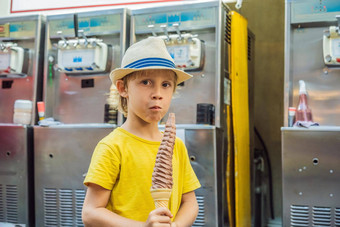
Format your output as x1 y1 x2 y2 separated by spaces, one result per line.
84 127 201 222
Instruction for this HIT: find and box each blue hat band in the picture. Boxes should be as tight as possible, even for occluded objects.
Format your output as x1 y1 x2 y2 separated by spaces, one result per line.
124 57 175 69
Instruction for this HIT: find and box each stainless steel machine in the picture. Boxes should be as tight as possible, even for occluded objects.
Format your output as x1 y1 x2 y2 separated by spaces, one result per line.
34 8 129 226
43 8 129 124
0 15 45 227
0 15 44 124
283 1 340 226
130 1 254 226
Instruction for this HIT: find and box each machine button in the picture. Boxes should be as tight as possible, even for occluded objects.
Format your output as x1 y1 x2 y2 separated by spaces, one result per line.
336 58 340 63
75 67 83 71
85 67 94 70
64 67 73 71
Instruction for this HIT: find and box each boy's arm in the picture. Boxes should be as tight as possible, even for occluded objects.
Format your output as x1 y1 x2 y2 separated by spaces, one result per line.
172 191 199 227
82 183 172 227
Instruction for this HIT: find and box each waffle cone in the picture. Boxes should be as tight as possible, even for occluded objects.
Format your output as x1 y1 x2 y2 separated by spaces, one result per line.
150 188 172 209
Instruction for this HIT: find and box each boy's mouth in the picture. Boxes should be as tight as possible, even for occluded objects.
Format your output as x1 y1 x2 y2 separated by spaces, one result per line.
150 106 161 109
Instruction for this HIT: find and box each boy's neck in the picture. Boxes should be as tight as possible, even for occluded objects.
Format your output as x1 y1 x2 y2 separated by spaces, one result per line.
120 118 163 142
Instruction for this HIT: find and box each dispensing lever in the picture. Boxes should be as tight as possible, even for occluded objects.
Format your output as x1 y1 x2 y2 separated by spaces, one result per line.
148 25 157 37
78 30 88 47
172 23 182 41
160 25 170 42
336 15 340 35
0 43 5 51
57 31 68 48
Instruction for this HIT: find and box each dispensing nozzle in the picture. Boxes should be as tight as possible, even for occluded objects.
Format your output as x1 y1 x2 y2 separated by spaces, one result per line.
73 39 79 48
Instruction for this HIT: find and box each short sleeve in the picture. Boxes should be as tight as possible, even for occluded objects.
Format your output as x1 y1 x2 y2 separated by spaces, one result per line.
84 142 121 190
180 142 201 194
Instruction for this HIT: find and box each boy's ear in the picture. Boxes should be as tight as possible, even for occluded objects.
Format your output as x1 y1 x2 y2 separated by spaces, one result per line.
116 80 128 97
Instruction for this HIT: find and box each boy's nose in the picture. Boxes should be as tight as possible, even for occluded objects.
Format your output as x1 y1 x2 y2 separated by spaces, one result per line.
152 86 163 100
152 93 163 100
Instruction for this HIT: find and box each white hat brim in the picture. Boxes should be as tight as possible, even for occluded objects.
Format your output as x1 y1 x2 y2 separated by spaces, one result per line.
110 66 193 85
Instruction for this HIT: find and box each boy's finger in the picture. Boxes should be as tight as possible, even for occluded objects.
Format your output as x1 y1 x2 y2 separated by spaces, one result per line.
154 207 173 217
155 215 171 223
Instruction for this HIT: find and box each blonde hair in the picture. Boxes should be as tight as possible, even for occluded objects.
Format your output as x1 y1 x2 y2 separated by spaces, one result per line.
112 69 178 117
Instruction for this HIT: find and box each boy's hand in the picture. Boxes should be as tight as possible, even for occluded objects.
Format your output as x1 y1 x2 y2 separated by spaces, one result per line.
144 207 173 227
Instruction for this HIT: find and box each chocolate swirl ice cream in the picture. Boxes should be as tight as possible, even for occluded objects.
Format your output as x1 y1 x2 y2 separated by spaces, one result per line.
151 113 176 189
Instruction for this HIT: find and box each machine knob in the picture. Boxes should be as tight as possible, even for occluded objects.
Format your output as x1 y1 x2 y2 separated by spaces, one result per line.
325 55 332 62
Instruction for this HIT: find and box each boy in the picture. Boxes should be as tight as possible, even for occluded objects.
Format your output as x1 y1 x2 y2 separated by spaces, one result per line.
82 37 201 227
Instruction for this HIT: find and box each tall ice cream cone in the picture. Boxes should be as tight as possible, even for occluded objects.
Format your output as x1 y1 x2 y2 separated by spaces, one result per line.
150 113 176 209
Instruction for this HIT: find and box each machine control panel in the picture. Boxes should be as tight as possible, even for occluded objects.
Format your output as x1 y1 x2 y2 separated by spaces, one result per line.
291 0 340 23
0 42 28 77
134 7 215 33
49 14 121 37
57 38 109 74
159 33 204 71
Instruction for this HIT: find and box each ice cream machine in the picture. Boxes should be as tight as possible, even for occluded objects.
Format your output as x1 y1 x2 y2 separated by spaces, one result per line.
43 8 129 123
0 15 45 124
33 8 129 227
283 0 340 226
0 15 44 227
131 1 254 226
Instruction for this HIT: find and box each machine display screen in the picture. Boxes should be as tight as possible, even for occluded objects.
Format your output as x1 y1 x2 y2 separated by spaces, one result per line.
61 49 94 68
0 52 10 70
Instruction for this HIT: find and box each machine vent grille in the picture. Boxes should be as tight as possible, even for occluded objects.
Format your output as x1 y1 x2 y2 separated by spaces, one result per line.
0 184 4 222
335 207 340 226
312 206 331 226
44 188 58 226
75 189 86 227
290 205 309 226
6 185 18 224
43 188 85 226
192 195 205 226
248 35 252 61
59 189 73 226
225 13 231 44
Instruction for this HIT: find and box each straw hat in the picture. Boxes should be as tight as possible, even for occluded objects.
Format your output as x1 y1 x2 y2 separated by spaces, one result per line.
109 37 192 85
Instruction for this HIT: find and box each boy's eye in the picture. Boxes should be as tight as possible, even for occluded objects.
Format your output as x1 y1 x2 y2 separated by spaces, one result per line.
141 80 151 85
162 82 172 88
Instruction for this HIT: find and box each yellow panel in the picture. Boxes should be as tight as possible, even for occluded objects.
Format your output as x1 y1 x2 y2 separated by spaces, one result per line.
226 104 235 227
229 11 251 227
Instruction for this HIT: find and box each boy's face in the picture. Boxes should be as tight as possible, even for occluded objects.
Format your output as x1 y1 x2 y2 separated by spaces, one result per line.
124 70 176 123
